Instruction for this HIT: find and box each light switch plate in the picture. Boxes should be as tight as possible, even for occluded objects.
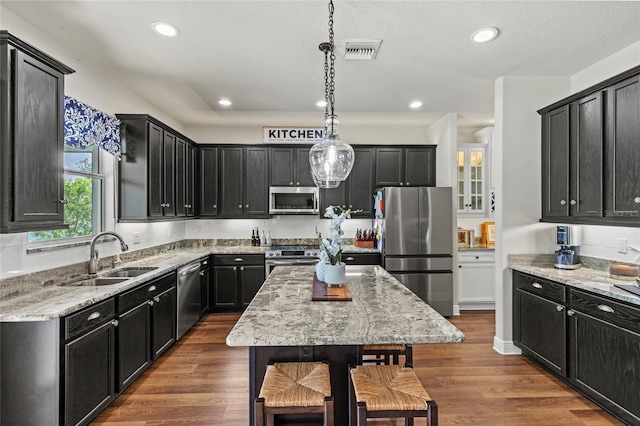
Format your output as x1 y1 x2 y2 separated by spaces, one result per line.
133 232 140 244
618 238 627 254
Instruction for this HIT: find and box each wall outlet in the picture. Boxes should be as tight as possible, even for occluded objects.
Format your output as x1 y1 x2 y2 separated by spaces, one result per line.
168 227 173 239
132 232 140 244
617 238 627 254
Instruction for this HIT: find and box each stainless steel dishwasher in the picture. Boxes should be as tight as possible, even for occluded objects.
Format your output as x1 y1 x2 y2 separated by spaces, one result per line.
177 260 202 339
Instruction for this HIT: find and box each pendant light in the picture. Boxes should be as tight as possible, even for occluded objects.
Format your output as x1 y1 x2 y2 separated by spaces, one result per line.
309 0 354 189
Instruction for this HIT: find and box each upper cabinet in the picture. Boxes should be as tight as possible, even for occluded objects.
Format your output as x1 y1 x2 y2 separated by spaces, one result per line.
0 31 75 233
457 144 487 215
539 64 640 226
375 146 436 187
269 147 314 187
198 146 219 217
219 146 269 218
117 115 196 221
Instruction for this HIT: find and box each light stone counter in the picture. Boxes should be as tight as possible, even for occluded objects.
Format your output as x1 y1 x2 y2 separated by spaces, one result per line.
226 264 464 346
510 254 640 306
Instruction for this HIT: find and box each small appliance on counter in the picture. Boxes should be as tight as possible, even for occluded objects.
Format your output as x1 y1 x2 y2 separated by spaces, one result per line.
554 225 582 269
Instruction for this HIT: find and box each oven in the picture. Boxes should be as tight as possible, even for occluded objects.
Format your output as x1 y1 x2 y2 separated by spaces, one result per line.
264 246 320 278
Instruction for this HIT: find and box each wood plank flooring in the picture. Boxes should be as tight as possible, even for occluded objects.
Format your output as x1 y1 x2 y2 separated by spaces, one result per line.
93 311 622 425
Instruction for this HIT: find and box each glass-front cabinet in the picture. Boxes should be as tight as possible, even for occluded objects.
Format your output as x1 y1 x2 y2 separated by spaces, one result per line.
457 144 487 215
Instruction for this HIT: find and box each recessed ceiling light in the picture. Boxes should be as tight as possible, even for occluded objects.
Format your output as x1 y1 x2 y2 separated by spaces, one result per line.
151 22 180 37
470 27 499 43
409 101 424 109
316 100 328 108
218 99 232 106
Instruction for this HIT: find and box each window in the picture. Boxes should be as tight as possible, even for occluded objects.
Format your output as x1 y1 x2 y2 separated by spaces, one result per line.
28 145 102 242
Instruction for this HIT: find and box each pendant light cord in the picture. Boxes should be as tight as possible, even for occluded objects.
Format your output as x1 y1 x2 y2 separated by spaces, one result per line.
328 0 335 134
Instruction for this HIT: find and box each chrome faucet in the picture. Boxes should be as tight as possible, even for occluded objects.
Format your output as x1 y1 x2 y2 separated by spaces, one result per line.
88 231 129 274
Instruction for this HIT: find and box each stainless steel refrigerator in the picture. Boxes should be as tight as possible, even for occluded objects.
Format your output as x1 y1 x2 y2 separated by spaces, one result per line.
378 186 454 316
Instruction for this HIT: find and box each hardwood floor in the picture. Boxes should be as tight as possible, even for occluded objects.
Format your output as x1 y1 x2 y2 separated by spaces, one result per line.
93 311 622 425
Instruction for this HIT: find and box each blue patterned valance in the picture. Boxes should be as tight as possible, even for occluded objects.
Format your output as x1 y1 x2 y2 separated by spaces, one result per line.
64 96 121 156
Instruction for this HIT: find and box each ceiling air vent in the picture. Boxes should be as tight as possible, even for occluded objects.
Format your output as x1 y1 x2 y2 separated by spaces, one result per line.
343 39 382 60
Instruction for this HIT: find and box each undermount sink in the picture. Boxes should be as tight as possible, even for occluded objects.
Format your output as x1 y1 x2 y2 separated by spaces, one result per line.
64 277 131 287
101 266 159 278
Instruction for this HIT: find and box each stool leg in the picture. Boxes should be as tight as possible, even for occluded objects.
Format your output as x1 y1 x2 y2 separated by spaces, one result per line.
266 413 275 426
405 344 413 368
356 401 367 426
427 400 438 426
254 398 265 426
324 396 334 426
404 417 413 426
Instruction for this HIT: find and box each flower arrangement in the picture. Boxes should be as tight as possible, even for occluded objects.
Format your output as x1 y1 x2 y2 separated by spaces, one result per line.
316 205 361 265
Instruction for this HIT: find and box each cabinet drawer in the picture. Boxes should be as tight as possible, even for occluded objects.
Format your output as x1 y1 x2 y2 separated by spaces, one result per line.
458 251 495 263
342 253 380 265
214 254 264 266
513 271 566 304
118 273 176 314
65 298 116 341
570 289 640 333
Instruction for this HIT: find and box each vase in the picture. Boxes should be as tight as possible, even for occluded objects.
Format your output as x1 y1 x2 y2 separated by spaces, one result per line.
323 263 346 286
315 262 326 282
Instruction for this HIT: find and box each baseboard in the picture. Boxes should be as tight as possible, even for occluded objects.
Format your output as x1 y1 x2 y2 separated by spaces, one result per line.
458 302 495 310
453 304 461 316
493 336 522 355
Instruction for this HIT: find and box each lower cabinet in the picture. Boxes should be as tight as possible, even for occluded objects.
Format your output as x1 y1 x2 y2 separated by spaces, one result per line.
211 254 265 312
117 272 176 392
341 252 380 265
457 250 495 310
513 270 640 424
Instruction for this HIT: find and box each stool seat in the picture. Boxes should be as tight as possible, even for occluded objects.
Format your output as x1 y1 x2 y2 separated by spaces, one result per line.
259 362 331 408
350 365 432 412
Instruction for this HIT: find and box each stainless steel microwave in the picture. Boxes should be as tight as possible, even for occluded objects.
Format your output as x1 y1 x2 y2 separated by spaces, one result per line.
269 186 319 215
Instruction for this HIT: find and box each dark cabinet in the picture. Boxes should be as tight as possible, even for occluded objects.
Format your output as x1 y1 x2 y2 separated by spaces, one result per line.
211 254 265 312
199 146 219 217
341 252 380 265
568 289 640 424
374 146 436 187
219 146 268 218
200 258 210 316
63 298 117 426
605 75 640 220
320 147 375 218
0 31 74 233
176 139 197 217
541 93 603 220
116 273 176 392
270 147 314 187
117 115 195 221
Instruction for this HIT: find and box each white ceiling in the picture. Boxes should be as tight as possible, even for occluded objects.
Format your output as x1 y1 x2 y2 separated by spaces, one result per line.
3 1 640 128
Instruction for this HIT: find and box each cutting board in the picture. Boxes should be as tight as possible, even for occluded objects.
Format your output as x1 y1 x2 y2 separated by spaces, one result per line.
312 273 352 301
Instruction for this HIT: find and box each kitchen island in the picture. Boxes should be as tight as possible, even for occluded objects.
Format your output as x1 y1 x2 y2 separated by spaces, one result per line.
226 264 464 425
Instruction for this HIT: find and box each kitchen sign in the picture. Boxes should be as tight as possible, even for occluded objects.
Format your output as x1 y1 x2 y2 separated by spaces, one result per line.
263 127 325 144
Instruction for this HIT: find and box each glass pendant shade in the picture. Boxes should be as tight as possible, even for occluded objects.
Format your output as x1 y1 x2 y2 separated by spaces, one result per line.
309 117 354 188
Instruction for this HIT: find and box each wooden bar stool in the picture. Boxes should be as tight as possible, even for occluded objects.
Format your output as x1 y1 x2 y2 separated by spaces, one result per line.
349 364 437 426
255 361 334 426
359 344 413 366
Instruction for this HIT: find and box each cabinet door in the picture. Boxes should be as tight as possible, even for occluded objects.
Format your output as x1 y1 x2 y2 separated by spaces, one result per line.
513 288 567 377
606 75 640 218
200 267 210 316
347 148 374 217
571 92 603 217
542 105 570 218
295 147 315 186
375 148 404 186
219 147 244 217
404 147 436 186
244 147 269 216
212 265 238 309
320 185 347 214
13 49 66 226
175 139 187 217
457 262 495 309
162 131 176 217
270 148 295 186
199 147 219 217
240 265 265 308
147 123 164 218
151 287 176 360
117 302 151 392
569 311 640 423
186 144 197 216
64 321 115 426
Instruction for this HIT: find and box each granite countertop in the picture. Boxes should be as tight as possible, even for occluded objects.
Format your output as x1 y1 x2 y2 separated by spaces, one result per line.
510 254 640 307
458 245 495 252
226 264 465 347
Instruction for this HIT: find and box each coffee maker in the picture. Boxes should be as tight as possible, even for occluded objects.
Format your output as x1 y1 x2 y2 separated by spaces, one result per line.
554 225 582 269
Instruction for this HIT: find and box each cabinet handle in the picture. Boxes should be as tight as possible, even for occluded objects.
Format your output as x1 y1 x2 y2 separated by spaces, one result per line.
59 199 69 205
240 266 244 271
458 265 462 268
245 204 249 208
235 258 244 262
567 310 575 316
148 285 157 292
203 260 208 265
556 305 564 312
238 204 242 209
111 319 119 327
87 312 101 321
200 271 205 276
399 182 404 186
154 296 160 303
570 200 577 206
345 257 355 261
349 205 353 208
233 266 237 271
166 203 170 207
475 256 479 259
161 203 165 207
634 197 640 204
597 304 614 313
148 300 154 306
296 182 300 185
290 182 294 185
213 204 217 208
531 282 543 289
406 182 410 185
560 200 567 205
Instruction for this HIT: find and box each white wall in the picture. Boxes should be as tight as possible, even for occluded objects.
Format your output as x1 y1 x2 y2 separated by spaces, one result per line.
571 41 640 93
